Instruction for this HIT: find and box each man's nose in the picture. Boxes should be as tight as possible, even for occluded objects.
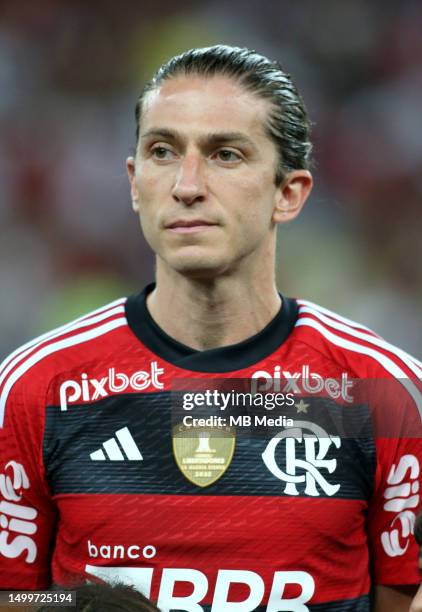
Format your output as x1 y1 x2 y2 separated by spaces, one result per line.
171 155 207 205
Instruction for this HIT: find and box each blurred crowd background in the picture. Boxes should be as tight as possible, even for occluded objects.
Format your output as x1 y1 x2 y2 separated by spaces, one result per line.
0 0 421 359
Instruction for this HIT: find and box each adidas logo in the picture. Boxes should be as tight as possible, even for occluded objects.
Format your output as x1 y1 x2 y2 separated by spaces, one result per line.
90 427 143 461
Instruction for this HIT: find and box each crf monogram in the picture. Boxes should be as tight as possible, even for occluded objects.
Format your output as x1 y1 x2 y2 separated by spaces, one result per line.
262 421 341 496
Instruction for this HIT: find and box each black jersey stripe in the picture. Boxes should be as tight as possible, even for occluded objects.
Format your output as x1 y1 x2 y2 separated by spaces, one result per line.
44 392 375 498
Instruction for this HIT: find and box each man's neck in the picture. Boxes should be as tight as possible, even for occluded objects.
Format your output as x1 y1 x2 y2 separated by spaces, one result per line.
146 268 282 351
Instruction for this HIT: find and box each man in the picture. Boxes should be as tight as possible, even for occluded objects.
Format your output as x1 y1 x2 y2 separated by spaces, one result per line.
0 45 421 611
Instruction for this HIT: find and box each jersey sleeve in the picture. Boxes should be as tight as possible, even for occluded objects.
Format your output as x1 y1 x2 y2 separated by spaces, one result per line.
367 378 422 586
0 371 57 589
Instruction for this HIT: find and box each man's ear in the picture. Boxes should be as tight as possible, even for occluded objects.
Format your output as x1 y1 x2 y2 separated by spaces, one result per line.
272 170 313 224
126 156 140 212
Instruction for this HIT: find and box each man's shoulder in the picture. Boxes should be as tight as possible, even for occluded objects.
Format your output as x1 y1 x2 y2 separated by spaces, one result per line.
292 297 422 380
0 297 129 426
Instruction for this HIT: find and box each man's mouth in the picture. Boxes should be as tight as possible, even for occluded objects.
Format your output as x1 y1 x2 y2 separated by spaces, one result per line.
165 219 217 233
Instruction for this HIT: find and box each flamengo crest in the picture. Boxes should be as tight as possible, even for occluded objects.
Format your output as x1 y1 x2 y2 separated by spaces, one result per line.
262 420 341 497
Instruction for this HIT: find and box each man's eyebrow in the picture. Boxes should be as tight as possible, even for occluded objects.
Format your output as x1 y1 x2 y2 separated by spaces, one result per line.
200 132 258 150
140 128 257 149
140 128 182 142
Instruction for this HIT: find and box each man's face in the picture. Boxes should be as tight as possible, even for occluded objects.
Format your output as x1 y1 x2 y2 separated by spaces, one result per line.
127 75 306 278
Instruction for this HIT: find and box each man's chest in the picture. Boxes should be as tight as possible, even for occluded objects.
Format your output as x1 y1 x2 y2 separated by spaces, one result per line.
45 392 374 607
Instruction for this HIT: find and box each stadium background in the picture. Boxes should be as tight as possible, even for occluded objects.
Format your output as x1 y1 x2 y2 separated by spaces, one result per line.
0 0 421 360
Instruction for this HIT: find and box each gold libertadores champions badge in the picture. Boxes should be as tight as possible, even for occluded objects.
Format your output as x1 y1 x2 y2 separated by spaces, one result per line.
172 424 235 487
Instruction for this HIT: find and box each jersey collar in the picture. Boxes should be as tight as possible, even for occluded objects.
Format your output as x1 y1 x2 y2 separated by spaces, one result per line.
125 283 298 373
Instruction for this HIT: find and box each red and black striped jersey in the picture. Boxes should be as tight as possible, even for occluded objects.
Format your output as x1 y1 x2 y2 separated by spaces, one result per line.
0 284 421 611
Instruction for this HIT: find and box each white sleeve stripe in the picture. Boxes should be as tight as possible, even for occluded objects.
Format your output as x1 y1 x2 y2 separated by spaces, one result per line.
295 317 422 420
297 299 375 333
0 317 127 428
0 305 126 390
0 300 126 383
298 305 422 377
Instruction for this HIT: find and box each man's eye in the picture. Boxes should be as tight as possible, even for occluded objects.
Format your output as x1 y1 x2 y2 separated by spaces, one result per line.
151 146 174 160
216 149 241 163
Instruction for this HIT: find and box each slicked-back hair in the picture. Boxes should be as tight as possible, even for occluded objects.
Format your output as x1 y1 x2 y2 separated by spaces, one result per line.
135 45 312 185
